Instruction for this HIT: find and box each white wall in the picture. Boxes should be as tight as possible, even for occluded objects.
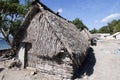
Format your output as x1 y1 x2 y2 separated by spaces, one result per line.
116 34 120 39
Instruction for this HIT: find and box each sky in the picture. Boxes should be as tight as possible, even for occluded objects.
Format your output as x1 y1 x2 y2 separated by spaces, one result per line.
0 33 4 39
19 0 120 30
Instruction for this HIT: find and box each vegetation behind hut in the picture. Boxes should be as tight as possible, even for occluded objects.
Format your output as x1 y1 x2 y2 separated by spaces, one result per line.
0 0 32 47
90 19 120 34
72 18 88 30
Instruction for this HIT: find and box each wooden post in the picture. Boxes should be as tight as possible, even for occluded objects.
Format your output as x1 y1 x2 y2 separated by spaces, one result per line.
18 43 26 69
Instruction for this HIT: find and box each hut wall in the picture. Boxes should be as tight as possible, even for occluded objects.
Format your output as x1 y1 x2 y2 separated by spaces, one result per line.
116 33 120 39
35 57 73 79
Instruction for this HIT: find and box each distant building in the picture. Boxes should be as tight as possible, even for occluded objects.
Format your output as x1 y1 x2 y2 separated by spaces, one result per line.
93 33 110 39
94 32 120 40
112 32 120 39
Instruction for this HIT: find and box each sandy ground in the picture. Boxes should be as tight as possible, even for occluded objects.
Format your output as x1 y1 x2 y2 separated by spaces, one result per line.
0 39 120 80
80 40 120 80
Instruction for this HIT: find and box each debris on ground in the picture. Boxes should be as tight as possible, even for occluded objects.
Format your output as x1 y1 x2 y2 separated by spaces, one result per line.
3 58 22 69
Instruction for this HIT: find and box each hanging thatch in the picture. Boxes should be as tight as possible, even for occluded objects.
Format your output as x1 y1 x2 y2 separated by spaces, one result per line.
81 29 93 41
12 1 90 79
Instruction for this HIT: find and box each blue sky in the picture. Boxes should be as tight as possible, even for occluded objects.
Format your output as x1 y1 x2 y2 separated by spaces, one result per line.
0 33 4 39
22 0 120 30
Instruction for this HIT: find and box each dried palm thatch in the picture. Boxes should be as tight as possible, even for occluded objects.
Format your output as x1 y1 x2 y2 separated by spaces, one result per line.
81 29 93 41
12 1 90 79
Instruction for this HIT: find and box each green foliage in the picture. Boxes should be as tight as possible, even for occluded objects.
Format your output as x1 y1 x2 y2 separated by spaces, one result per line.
107 20 118 34
0 0 30 36
91 19 120 34
98 26 110 33
113 22 120 33
90 28 98 34
0 0 25 15
0 0 33 47
72 18 88 30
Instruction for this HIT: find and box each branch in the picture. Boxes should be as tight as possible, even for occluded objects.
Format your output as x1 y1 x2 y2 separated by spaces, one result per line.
0 11 12 46
0 28 12 47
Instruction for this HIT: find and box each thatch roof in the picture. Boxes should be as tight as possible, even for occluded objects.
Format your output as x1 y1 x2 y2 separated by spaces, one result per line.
13 1 90 66
81 29 92 40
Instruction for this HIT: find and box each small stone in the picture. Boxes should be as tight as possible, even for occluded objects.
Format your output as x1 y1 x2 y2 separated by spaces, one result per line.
30 71 37 76
83 75 88 79
24 73 28 76
17 68 21 70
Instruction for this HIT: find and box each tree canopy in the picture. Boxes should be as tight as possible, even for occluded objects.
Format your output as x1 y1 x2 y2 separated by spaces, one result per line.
0 0 33 46
90 28 98 34
90 19 120 34
72 18 88 30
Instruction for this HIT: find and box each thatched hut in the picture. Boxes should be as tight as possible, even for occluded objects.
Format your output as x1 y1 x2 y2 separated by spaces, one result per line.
13 1 90 79
81 29 92 40
80 29 93 44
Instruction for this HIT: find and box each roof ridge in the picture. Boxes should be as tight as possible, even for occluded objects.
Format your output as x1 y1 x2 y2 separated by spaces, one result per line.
35 1 68 21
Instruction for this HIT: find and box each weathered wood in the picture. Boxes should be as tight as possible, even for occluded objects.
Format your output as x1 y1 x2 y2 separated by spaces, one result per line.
18 43 25 69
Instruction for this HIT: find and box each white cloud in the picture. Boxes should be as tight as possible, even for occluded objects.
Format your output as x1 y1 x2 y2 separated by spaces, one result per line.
101 13 120 23
57 8 63 13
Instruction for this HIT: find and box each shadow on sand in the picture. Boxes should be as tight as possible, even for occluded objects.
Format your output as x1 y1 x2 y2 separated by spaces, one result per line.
72 47 96 79
0 68 4 72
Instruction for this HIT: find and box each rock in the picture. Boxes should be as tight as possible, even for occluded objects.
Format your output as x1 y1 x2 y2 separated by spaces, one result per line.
30 71 37 76
83 75 88 79
27 67 38 76
17 68 21 71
